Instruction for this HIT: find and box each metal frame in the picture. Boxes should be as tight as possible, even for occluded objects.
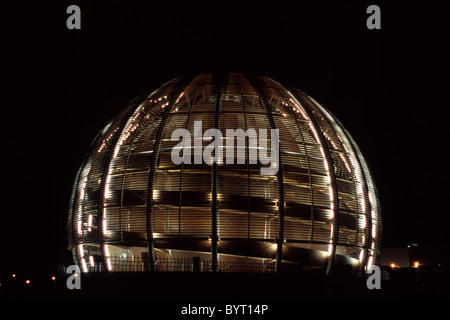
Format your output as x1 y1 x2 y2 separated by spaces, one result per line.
210 73 225 272
97 102 143 272
145 75 195 271
283 85 340 275
71 93 148 271
308 98 375 274
177 88 200 240
245 74 286 273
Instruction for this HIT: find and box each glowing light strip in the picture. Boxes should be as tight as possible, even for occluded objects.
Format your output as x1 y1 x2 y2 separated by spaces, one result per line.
328 223 334 255
104 168 113 199
88 214 93 232
306 96 371 250
98 127 119 153
286 96 335 247
367 255 374 272
307 96 381 270
368 192 376 220
103 208 108 235
322 131 351 173
104 244 110 256
89 255 95 267
359 248 365 262
78 244 84 257
104 244 112 271
77 220 82 235
106 258 112 271
113 121 141 158
77 165 91 236
79 166 90 200
78 244 88 272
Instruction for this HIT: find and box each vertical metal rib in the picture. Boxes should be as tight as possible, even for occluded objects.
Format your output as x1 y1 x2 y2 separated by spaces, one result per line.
68 165 82 261
68 156 90 262
240 88 251 240
286 87 340 275
314 104 374 273
339 125 375 270
146 75 195 272
68 131 100 251
279 86 316 244
348 143 373 272
118 93 158 243
345 128 381 259
245 74 285 273
178 88 199 239
97 95 148 272
70 118 116 263
210 72 226 272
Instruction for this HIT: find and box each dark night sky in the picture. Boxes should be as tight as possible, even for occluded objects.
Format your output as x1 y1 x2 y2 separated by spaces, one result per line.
2 0 449 272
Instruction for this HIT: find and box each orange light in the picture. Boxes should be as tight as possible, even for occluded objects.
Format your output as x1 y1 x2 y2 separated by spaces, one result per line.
390 263 396 268
12 274 16 278
413 261 420 268
51 276 56 281
25 280 30 284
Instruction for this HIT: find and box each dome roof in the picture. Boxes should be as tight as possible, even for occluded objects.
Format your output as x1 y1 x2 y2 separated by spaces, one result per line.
68 72 381 274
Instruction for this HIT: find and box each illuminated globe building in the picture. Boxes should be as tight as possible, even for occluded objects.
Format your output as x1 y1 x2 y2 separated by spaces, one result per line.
67 73 381 274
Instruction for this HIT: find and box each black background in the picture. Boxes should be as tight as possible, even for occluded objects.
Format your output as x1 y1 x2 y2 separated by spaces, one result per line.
1 0 449 274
